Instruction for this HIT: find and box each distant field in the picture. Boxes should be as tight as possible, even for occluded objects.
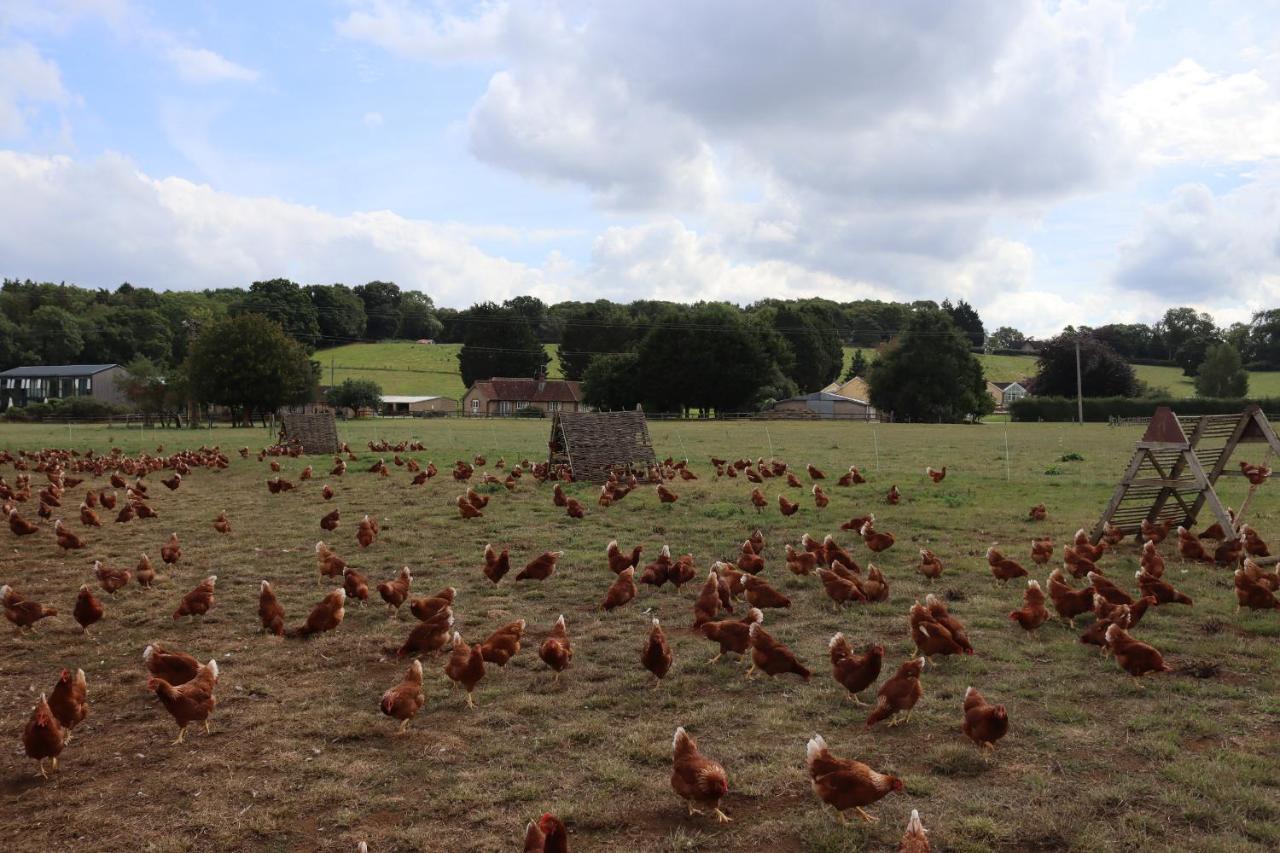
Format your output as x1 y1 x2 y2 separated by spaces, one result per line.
315 342 563 398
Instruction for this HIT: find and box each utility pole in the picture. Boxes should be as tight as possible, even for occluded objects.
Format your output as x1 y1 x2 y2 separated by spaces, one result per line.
330 355 335 387
1075 338 1084 425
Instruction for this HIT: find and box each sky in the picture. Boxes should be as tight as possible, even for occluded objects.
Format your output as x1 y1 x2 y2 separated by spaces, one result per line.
1 0 1278 337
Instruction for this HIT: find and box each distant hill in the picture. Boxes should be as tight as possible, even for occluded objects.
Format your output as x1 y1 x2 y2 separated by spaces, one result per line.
314 342 562 399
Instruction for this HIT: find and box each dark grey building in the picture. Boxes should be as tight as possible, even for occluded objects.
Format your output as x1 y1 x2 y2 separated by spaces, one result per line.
0 364 127 410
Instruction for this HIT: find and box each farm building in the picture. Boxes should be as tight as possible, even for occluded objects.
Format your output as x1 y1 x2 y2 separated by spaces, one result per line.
0 363 127 410
987 380 1029 411
379 395 457 416
820 375 870 401
766 391 875 420
462 375 586 416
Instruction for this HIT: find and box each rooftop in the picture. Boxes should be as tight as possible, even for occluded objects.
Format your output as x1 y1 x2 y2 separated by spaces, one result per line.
380 395 451 404
0 364 120 378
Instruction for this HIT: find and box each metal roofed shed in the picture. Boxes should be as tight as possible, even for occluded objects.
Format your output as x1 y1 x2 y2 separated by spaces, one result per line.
378 395 457 415
548 411 658 482
765 391 876 420
0 363 126 410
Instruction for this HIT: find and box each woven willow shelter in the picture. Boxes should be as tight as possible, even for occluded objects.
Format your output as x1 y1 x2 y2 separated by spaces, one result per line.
548 411 657 482
279 412 340 454
1090 405 1280 545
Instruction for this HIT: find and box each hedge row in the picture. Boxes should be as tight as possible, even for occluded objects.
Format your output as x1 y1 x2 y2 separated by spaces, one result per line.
1009 395 1280 422
3 397 129 422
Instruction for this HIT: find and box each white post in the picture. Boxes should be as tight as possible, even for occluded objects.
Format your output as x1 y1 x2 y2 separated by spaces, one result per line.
676 430 689 464
873 429 880 471
764 425 774 458
1004 430 1011 482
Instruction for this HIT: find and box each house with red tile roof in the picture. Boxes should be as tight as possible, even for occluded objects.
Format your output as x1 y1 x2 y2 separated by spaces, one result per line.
460 375 587 416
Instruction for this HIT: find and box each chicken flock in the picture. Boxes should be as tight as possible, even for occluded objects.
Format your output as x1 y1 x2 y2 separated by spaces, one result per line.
3 440 1276 851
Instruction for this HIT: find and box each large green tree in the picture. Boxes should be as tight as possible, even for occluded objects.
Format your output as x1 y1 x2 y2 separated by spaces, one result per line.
581 352 641 410
326 378 383 416
1030 333 1138 397
941 299 985 348
457 302 549 386
1194 343 1249 398
397 291 443 340
354 281 403 339
233 279 321 351
557 300 636 380
306 284 367 343
987 326 1026 351
29 304 84 363
764 302 843 391
866 308 993 421
1155 307 1218 360
187 314 318 426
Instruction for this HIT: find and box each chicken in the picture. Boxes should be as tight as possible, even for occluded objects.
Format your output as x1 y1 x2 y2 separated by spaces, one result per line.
1088 571 1134 606
94 559 130 594
258 581 286 636
899 810 930 852
742 574 791 609
860 522 895 554
289 588 346 638
1047 569 1094 625
73 585 104 636
671 727 731 822
747 622 810 680
641 618 673 685
356 515 377 548
605 539 643 575
926 466 946 483
987 547 1028 583
641 545 674 586
1176 526 1213 563
343 568 370 602
1141 518 1173 545
1240 460 1272 485
380 660 426 734
23 694 64 778
1140 540 1165 578
322 484 335 501
480 619 525 666
172 576 216 620
3 584 57 631
750 488 767 512
552 483 567 507
886 485 901 505
1072 528 1107 562
160 532 182 565
785 543 818 575
925 594 975 655
1213 537 1244 567
656 484 679 504
701 608 761 663
1137 569 1193 606
1008 579 1049 636
1106 624 1172 678
79 502 101 527
805 734 903 823
54 519 86 550
144 643 200 685
918 549 943 580
840 513 875 532
524 814 569 853
213 511 231 535
444 632 486 708
778 494 800 516
148 659 218 743
41 672 84 751
396 609 454 658
1234 568 1280 611
114 503 136 524
315 541 347 580
865 657 925 729
692 570 726 628
669 553 698 588
806 463 826 480
736 540 764 574
1028 503 1047 521
1241 525 1271 558
822 535 857 574
1062 545 1096 579
829 634 883 704
812 484 830 511
517 551 563 581
602 567 638 611
377 567 413 616
539 615 572 682
8 508 39 536
861 564 889 602
818 567 866 605
409 587 456 621
961 686 1009 750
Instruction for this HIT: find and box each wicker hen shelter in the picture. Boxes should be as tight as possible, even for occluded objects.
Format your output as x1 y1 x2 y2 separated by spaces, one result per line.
548 411 657 483
279 412 340 455
1091 405 1280 545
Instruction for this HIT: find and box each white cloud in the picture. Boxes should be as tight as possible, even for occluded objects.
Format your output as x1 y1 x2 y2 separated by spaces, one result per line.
335 0 511 62
165 45 258 83
362 111 384 128
0 42 70 137
1118 59 1280 163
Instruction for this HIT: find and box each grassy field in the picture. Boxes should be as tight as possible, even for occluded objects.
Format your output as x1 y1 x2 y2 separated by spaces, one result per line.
1 419 1277 852
316 342 563 398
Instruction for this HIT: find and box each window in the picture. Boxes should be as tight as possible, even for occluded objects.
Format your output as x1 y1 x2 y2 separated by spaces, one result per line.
470 399 479 413
547 401 559 413
498 401 512 414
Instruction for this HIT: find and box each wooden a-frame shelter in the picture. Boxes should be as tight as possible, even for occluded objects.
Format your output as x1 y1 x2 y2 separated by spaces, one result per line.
1091 405 1280 545
279 411 341 455
548 411 657 483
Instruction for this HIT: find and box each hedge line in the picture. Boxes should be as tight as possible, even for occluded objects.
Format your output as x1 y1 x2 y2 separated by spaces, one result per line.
3 397 129 422
1009 396 1280 422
